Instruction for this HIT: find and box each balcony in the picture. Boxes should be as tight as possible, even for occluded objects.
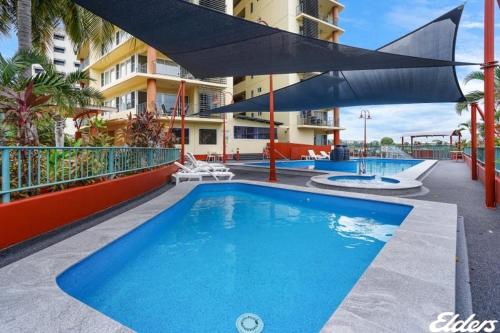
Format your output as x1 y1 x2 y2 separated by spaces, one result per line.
296 4 339 26
296 0 344 40
135 102 224 121
80 57 90 70
155 60 227 85
185 0 227 13
297 113 334 128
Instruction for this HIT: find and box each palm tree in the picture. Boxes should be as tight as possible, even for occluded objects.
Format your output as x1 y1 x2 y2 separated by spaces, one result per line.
1 0 114 54
455 67 500 115
0 50 103 145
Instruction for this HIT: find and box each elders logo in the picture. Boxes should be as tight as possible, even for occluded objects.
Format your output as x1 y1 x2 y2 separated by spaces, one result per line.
429 312 498 333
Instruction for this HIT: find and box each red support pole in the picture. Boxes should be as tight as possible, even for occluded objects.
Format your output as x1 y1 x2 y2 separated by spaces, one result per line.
483 0 496 208
268 74 277 182
180 81 186 165
471 103 478 180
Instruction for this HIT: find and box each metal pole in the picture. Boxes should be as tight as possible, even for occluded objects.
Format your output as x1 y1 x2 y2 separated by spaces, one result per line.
364 116 367 156
268 74 277 182
180 81 186 165
471 103 478 181
483 0 496 207
221 91 234 164
2 148 10 203
223 113 227 163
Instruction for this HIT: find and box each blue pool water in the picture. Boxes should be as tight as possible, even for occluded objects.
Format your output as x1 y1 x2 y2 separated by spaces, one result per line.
57 183 412 333
247 158 423 176
329 175 401 184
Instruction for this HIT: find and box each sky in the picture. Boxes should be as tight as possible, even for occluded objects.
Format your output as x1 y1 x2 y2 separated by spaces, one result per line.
0 0 498 142
336 0 500 142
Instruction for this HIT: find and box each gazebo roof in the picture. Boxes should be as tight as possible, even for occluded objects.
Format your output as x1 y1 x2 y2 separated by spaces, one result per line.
401 130 462 138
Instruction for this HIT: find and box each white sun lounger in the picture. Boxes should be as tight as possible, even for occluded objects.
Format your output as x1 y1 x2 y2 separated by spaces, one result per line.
308 150 328 160
173 162 234 185
320 151 330 159
185 152 230 172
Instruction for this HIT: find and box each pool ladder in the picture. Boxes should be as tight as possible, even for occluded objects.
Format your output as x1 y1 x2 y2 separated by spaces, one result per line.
359 157 367 175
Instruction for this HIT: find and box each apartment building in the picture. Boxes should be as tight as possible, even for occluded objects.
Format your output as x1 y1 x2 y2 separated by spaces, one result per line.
78 0 343 156
34 28 81 75
232 0 344 153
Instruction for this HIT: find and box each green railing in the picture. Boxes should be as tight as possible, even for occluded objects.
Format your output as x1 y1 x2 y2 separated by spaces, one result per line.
404 145 455 160
0 147 180 203
463 146 500 171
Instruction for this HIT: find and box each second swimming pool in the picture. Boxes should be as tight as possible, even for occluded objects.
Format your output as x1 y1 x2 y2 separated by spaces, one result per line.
247 158 423 176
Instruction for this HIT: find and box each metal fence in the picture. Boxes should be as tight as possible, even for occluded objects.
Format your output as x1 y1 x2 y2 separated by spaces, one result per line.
463 146 500 171
342 143 455 160
0 147 180 203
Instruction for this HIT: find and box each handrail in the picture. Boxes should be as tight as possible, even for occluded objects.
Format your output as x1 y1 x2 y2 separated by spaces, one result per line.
0 147 180 203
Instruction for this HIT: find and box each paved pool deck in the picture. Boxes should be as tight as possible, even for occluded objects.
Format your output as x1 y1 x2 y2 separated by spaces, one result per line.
0 180 457 333
233 160 500 326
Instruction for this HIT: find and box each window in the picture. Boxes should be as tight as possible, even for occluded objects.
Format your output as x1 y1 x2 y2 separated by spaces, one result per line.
172 128 190 144
199 129 217 145
250 2 253 13
53 33 65 41
53 46 65 53
34 67 43 74
250 90 254 98
53 59 65 66
257 87 262 93
234 126 277 139
118 92 135 110
74 62 80 68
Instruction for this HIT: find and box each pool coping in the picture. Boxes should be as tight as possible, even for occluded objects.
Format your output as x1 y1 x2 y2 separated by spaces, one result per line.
0 180 457 333
229 159 437 180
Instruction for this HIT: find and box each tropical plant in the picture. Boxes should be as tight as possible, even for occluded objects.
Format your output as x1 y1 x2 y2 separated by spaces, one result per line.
455 67 500 115
126 111 165 147
1 0 115 54
0 50 103 145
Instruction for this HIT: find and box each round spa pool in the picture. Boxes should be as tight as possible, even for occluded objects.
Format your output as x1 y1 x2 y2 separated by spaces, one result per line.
328 175 401 184
310 173 423 196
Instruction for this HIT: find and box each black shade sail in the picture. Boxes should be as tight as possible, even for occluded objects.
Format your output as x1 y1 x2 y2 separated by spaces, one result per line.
206 6 467 113
74 0 472 78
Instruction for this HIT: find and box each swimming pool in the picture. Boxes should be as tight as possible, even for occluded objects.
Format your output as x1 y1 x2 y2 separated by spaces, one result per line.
247 158 423 176
329 175 401 184
57 183 412 333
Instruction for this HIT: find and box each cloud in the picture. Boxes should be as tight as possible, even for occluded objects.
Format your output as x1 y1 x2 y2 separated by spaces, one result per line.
385 1 456 30
337 104 470 142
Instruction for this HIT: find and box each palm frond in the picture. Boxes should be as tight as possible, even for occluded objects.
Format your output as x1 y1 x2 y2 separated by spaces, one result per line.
464 70 484 84
0 0 14 35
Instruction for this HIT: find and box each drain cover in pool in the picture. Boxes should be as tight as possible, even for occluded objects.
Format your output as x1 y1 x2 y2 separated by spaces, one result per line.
236 313 264 333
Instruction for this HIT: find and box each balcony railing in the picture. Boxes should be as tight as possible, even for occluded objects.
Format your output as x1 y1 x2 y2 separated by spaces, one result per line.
297 115 333 127
0 147 180 203
158 61 226 84
80 57 90 69
101 60 225 89
463 147 500 171
296 3 339 26
136 102 223 119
